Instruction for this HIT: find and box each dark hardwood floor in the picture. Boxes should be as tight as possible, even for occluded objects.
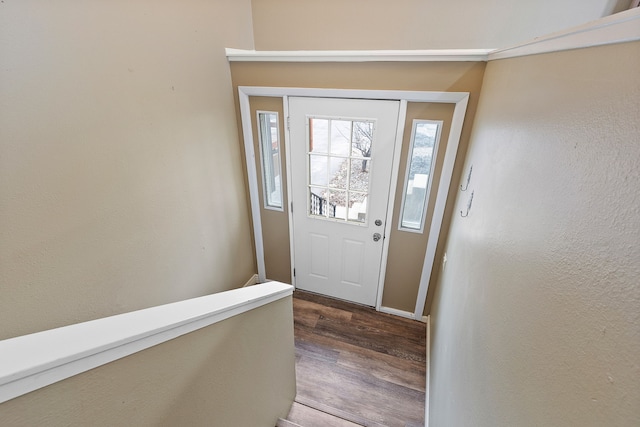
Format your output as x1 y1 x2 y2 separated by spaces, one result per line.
289 290 426 427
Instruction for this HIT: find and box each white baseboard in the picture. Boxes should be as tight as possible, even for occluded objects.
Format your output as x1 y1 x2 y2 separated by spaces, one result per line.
378 306 415 320
379 306 430 323
425 314 431 427
242 274 260 288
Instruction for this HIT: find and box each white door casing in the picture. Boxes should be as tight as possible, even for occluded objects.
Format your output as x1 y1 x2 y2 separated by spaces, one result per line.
238 86 469 319
289 97 400 306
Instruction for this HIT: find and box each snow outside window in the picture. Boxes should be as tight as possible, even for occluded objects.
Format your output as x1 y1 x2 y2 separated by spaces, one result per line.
257 111 283 211
399 120 442 233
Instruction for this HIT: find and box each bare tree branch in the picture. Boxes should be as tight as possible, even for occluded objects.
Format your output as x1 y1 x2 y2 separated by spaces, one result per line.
352 122 373 172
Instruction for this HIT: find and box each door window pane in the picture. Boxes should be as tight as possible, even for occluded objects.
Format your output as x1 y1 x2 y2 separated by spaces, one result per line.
330 120 352 155
400 120 442 232
328 157 348 189
309 155 329 186
329 190 347 220
258 111 283 210
348 192 367 223
310 187 334 218
349 158 369 192
351 121 374 159
307 116 375 225
310 118 328 154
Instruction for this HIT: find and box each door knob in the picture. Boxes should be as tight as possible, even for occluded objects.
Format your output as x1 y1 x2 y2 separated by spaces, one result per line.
373 233 382 242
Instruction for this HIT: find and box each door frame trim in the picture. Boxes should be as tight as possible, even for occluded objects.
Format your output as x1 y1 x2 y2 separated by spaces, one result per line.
238 86 469 319
287 96 405 308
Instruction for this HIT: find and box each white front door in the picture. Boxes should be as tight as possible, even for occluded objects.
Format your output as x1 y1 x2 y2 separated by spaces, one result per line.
289 97 400 306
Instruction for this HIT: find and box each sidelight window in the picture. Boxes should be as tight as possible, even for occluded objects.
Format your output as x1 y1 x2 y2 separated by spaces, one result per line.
257 111 283 210
399 120 442 232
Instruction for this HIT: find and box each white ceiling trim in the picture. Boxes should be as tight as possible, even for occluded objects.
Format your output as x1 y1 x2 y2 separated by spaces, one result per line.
226 8 639 64
489 7 640 60
225 48 493 62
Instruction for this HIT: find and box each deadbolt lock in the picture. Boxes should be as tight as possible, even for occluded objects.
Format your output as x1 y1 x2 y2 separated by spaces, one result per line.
375 219 382 226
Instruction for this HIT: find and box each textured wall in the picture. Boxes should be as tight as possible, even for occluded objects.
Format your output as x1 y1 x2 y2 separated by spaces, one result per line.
250 0 632 50
429 41 640 426
0 297 296 427
0 1 255 340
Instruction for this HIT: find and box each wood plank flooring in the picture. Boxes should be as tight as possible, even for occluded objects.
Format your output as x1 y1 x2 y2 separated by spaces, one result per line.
289 290 426 427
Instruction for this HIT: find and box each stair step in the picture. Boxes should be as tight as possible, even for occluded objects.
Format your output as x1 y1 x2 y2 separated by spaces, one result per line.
276 418 303 427
293 396 386 427
279 400 370 427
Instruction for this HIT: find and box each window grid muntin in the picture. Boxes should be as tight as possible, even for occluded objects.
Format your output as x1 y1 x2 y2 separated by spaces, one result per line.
307 116 375 225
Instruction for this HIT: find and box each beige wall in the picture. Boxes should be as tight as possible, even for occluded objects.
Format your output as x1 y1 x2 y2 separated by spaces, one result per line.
0 1 255 340
382 102 454 312
429 41 640 426
0 297 297 427
250 97 292 283
230 61 485 313
250 0 632 50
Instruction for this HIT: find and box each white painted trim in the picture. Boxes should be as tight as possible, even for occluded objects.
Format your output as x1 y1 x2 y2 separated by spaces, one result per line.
489 7 640 61
229 10 640 67
379 306 415 320
239 87 469 104
0 282 293 404
413 95 469 320
256 110 285 213
239 90 267 282
375 100 408 311
425 315 431 427
283 96 297 288
242 274 260 287
238 87 469 317
226 48 492 62
398 120 444 235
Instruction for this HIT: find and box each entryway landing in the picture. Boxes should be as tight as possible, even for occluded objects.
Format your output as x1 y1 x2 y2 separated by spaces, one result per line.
278 290 426 427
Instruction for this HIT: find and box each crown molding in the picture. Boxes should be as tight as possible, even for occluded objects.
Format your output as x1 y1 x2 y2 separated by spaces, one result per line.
227 9 639 64
489 7 640 60
225 48 493 62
